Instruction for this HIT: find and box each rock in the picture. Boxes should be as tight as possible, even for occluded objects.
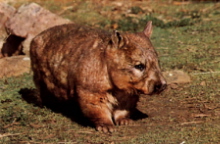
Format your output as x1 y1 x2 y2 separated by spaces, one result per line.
0 55 31 78
0 40 4 58
169 83 179 89
0 3 16 57
5 3 71 55
162 70 191 84
200 81 206 86
5 3 71 38
0 2 16 30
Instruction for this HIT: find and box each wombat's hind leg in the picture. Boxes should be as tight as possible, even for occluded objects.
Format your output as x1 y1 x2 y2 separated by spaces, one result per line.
113 110 134 126
34 77 54 107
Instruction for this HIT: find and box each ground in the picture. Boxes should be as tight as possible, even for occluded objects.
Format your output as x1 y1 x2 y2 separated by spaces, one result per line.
0 0 220 143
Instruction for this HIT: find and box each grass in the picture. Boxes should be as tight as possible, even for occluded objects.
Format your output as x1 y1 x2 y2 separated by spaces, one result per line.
1 0 220 143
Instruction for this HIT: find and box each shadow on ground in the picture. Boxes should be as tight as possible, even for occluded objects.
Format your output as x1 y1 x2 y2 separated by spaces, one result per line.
19 88 148 128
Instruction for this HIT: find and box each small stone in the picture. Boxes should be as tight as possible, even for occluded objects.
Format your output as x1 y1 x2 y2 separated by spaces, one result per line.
162 70 191 84
169 83 179 89
200 81 206 86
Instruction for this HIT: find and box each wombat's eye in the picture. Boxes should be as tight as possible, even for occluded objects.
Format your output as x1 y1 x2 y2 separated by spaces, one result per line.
134 63 145 71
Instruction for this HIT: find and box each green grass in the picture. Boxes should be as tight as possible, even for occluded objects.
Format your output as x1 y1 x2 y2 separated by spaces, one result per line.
151 20 220 71
1 1 220 143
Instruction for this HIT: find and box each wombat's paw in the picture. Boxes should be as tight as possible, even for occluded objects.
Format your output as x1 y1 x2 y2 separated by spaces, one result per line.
115 118 134 126
96 124 116 133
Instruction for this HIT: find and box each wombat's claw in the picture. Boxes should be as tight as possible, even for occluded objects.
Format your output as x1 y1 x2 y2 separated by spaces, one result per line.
116 118 134 126
96 125 116 133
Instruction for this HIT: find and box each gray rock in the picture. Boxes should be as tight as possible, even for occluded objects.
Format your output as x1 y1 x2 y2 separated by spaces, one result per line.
0 3 16 57
0 2 16 30
0 40 4 58
5 2 71 38
5 3 71 55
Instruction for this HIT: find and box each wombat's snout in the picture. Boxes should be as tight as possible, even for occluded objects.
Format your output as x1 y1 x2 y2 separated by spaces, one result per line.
139 79 167 95
154 73 167 94
154 81 167 94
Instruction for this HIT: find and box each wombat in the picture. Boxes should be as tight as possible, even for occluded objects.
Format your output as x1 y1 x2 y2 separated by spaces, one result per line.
30 21 166 133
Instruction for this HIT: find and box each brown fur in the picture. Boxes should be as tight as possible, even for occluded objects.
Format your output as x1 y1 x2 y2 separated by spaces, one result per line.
30 22 166 133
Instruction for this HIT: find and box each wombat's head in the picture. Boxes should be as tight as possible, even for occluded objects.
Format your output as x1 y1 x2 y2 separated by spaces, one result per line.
106 21 166 95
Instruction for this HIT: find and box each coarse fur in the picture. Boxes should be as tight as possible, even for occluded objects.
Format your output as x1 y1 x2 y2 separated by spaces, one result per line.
30 22 166 133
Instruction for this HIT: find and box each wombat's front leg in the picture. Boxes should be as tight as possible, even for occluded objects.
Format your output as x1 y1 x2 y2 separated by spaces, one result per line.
114 110 134 125
77 89 116 133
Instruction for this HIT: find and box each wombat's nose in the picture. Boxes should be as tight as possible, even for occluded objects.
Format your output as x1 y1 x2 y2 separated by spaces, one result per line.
154 82 167 94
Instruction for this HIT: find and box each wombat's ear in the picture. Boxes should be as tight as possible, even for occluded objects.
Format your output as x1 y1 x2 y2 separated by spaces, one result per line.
109 30 127 49
143 21 153 38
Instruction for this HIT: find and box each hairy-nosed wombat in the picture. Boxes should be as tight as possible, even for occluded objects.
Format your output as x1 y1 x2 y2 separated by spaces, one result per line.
30 21 166 133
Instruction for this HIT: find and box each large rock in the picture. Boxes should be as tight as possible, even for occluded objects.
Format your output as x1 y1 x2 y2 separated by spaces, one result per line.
0 2 16 30
0 55 31 78
0 40 4 58
5 3 71 55
0 3 16 57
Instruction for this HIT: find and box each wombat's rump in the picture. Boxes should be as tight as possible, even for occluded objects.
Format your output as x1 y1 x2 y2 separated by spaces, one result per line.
30 21 166 133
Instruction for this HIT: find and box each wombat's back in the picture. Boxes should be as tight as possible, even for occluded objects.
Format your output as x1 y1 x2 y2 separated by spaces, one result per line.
30 24 112 101
31 24 111 61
